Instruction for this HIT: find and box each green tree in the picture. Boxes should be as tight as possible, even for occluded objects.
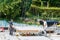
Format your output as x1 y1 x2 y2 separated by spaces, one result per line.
0 0 32 20
20 0 32 17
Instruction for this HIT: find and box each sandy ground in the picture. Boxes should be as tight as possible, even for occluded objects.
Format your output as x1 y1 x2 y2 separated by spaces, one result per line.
0 30 60 40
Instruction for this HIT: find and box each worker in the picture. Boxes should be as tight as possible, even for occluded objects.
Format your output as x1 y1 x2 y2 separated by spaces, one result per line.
8 19 14 35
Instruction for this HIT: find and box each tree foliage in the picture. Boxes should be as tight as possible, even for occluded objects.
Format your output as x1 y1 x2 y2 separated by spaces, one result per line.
0 0 32 20
29 0 60 20
0 0 60 21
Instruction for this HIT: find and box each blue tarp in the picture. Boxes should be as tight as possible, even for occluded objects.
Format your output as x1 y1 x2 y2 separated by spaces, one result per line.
0 20 27 27
0 20 8 27
46 20 58 27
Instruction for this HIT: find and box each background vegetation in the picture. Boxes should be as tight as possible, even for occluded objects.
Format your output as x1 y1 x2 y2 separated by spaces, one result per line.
0 0 60 24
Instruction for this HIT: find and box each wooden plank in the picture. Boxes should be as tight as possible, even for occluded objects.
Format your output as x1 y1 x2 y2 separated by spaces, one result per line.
16 30 39 33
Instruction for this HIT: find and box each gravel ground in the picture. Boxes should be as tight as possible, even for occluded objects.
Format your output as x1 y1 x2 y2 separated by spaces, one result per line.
0 30 60 40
